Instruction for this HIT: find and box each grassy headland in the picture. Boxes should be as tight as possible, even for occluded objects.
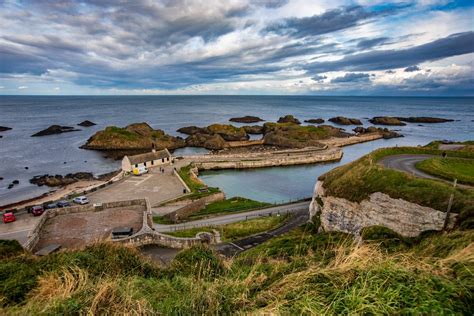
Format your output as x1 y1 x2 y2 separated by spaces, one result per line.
189 196 271 219
1 227 472 314
319 146 474 228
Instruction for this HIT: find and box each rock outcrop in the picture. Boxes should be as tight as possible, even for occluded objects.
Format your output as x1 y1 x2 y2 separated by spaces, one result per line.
32 125 81 137
185 133 227 150
206 124 249 141
229 116 264 123
329 117 362 125
243 125 264 134
30 172 95 187
396 117 454 123
304 118 325 124
277 115 301 124
262 123 349 148
82 122 185 151
310 182 457 238
353 126 402 139
369 116 406 126
177 126 207 135
0 126 12 132
78 120 96 127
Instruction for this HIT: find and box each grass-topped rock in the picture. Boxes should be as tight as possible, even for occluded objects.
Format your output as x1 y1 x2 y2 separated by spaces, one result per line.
319 146 474 228
82 122 185 152
369 116 406 126
262 123 349 148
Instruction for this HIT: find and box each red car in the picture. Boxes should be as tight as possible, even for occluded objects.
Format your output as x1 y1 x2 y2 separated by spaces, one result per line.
31 205 44 216
2 211 16 223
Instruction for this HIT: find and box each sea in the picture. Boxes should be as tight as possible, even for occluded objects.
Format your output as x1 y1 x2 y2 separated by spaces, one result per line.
0 96 473 206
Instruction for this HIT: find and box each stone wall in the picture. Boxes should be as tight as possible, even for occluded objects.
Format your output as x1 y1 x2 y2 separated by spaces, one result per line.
165 192 225 222
320 133 383 147
309 181 457 237
115 231 216 249
193 147 342 170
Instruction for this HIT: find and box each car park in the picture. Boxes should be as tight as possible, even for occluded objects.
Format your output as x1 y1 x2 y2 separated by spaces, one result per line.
2 211 16 223
73 196 89 205
31 205 44 216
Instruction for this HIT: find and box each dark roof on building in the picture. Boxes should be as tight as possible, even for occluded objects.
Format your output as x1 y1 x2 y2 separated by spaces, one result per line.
127 149 170 165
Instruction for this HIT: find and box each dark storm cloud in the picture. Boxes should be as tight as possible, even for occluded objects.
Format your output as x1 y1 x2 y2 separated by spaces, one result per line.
357 37 389 49
307 32 474 73
331 72 370 83
404 65 421 72
265 6 373 37
312 74 327 82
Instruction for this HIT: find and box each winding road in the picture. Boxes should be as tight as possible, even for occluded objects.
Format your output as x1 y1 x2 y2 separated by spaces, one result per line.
379 154 471 188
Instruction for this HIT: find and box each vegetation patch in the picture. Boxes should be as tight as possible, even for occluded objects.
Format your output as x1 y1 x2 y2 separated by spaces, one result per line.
320 147 474 228
416 157 474 185
189 196 271 219
164 214 289 241
0 228 472 314
175 164 220 201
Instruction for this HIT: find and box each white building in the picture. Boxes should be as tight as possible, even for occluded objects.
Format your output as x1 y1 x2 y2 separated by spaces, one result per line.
121 149 172 172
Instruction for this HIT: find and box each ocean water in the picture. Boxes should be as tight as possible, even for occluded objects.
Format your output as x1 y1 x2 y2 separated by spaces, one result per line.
0 96 473 205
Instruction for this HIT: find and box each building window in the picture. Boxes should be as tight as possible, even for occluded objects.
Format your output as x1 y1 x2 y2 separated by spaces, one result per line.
151 160 154 165
135 164 138 168
162 158 164 163
166 157 169 161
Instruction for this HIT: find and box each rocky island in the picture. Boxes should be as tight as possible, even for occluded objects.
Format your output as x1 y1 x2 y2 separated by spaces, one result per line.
31 125 81 137
229 116 264 123
277 115 301 124
82 122 185 156
369 116 406 126
78 120 97 127
329 116 362 125
397 117 454 123
304 118 325 124
0 126 12 132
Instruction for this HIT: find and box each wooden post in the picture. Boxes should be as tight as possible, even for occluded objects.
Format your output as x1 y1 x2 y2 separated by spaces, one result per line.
443 179 457 231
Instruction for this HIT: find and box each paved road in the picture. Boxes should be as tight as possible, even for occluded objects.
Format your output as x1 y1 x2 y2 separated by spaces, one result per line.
379 154 471 188
379 154 440 180
154 201 311 232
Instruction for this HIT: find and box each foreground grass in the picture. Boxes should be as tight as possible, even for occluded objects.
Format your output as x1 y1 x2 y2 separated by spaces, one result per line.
320 146 474 229
416 157 474 185
189 196 271 219
1 228 472 315
164 214 289 241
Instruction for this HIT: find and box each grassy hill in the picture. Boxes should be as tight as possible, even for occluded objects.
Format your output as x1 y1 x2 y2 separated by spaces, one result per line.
319 146 474 229
1 227 472 314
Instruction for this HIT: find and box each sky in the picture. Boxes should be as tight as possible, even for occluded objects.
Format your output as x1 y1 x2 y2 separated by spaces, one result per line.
0 0 473 96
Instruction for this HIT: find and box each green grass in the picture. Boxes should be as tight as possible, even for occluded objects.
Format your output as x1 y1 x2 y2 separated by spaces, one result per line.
152 215 175 225
164 214 289 241
416 157 474 185
320 147 474 229
189 196 271 219
1 228 472 314
175 164 221 201
101 126 139 141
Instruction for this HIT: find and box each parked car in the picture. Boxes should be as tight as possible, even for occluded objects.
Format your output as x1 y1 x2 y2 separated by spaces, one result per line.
2 211 16 223
73 196 89 205
45 203 58 209
31 205 44 216
132 166 148 176
57 200 71 208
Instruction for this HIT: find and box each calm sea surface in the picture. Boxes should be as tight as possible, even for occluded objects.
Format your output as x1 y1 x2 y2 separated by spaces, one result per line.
0 96 473 205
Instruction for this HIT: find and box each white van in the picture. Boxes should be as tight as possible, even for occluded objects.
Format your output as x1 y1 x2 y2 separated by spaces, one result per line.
133 166 148 176
73 196 89 205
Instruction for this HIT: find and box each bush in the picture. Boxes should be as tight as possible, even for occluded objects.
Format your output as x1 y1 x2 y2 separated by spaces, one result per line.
0 240 24 259
0 257 38 306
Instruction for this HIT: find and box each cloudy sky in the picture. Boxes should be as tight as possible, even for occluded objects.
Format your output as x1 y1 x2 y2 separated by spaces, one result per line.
1 0 473 95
